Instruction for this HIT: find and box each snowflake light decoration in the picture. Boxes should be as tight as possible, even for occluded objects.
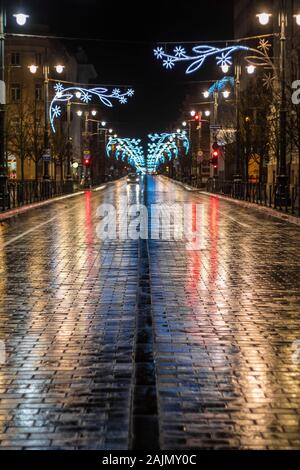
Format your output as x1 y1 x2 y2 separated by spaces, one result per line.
258 39 272 53
50 84 135 132
81 91 92 103
262 73 276 89
153 44 249 74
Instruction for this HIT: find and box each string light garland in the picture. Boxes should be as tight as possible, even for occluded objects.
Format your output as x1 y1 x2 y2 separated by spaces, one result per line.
106 137 146 174
153 45 249 74
147 131 189 173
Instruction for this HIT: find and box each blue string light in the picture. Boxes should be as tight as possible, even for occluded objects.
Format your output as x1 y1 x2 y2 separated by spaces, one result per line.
153 44 249 74
50 84 135 132
147 131 189 173
208 76 235 95
106 137 146 174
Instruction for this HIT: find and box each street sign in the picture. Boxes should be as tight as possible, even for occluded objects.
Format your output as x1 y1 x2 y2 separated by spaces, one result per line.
42 149 51 161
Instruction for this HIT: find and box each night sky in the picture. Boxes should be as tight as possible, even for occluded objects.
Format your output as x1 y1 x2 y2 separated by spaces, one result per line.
8 0 234 139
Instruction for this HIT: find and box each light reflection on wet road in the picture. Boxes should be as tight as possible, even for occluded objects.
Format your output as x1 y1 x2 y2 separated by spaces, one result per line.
0 176 300 449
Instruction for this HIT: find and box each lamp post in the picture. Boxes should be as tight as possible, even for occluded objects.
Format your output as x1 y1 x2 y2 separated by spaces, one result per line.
29 60 64 180
256 1 300 203
0 5 28 208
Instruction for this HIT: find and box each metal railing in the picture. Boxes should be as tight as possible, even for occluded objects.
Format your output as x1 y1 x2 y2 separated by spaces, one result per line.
206 180 300 216
0 180 78 212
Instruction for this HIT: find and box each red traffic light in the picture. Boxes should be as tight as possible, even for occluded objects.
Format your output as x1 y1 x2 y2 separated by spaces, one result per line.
83 158 91 166
212 150 219 158
194 114 200 121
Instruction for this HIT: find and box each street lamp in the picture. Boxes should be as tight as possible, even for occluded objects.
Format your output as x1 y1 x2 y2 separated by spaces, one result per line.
222 90 230 99
256 12 272 25
294 14 300 26
1 8 28 208
221 64 230 73
101 121 106 127
28 64 38 74
109 128 113 134
77 110 83 117
28 61 65 179
91 110 97 116
13 13 29 26
204 110 211 117
182 121 187 127
256 3 300 203
246 65 256 75
203 91 210 99
54 64 64 74
190 110 196 117
75 91 81 98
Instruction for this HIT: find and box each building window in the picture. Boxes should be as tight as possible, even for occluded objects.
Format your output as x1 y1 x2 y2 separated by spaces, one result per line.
35 84 43 101
11 84 21 102
10 52 20 66
35 53 42 65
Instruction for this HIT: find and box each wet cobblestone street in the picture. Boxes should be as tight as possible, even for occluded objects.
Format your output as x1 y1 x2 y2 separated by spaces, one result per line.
0 176 300 449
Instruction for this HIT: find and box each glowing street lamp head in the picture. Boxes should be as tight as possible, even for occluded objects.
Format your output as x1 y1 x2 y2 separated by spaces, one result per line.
76 110 83 117
204 110 211 117
222 90 230 99
101 121 107 127
176 128 181 133
75 91 81 99
221 64 230 74
28 64 38 74
190 110 196 117
13 13 29 26
256 12 271 25
182 121 187 127
294 14 300 26
109 128 113 134
55 64 65 74
114 134 118 138
91 110 97 116
203 91 209 99
246 65 256 75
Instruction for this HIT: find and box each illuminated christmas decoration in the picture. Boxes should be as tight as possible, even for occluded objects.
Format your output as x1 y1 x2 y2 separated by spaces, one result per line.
153 44 249 74
147 131 189 173
208 76 235 95
106 137 146 174
50 83 135 132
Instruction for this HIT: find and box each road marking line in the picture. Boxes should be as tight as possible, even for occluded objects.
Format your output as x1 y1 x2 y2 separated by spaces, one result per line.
3 216 58 247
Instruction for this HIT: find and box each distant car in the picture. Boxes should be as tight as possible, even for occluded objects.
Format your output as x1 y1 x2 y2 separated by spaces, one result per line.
127 173 140 184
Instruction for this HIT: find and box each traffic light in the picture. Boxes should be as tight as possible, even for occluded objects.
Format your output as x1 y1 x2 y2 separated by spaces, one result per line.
211 142 220 170
194 113 200 122
83 158 92 166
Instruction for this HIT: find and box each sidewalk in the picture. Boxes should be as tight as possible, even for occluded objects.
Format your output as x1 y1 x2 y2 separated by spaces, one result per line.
0 183 110 222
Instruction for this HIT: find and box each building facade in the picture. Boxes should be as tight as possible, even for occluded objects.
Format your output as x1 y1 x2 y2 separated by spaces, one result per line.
5 32 97 181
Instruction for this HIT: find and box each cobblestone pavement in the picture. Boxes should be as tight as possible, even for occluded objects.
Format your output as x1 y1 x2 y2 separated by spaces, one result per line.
149 177 300 450
0 176 300 450
0 180 140 449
